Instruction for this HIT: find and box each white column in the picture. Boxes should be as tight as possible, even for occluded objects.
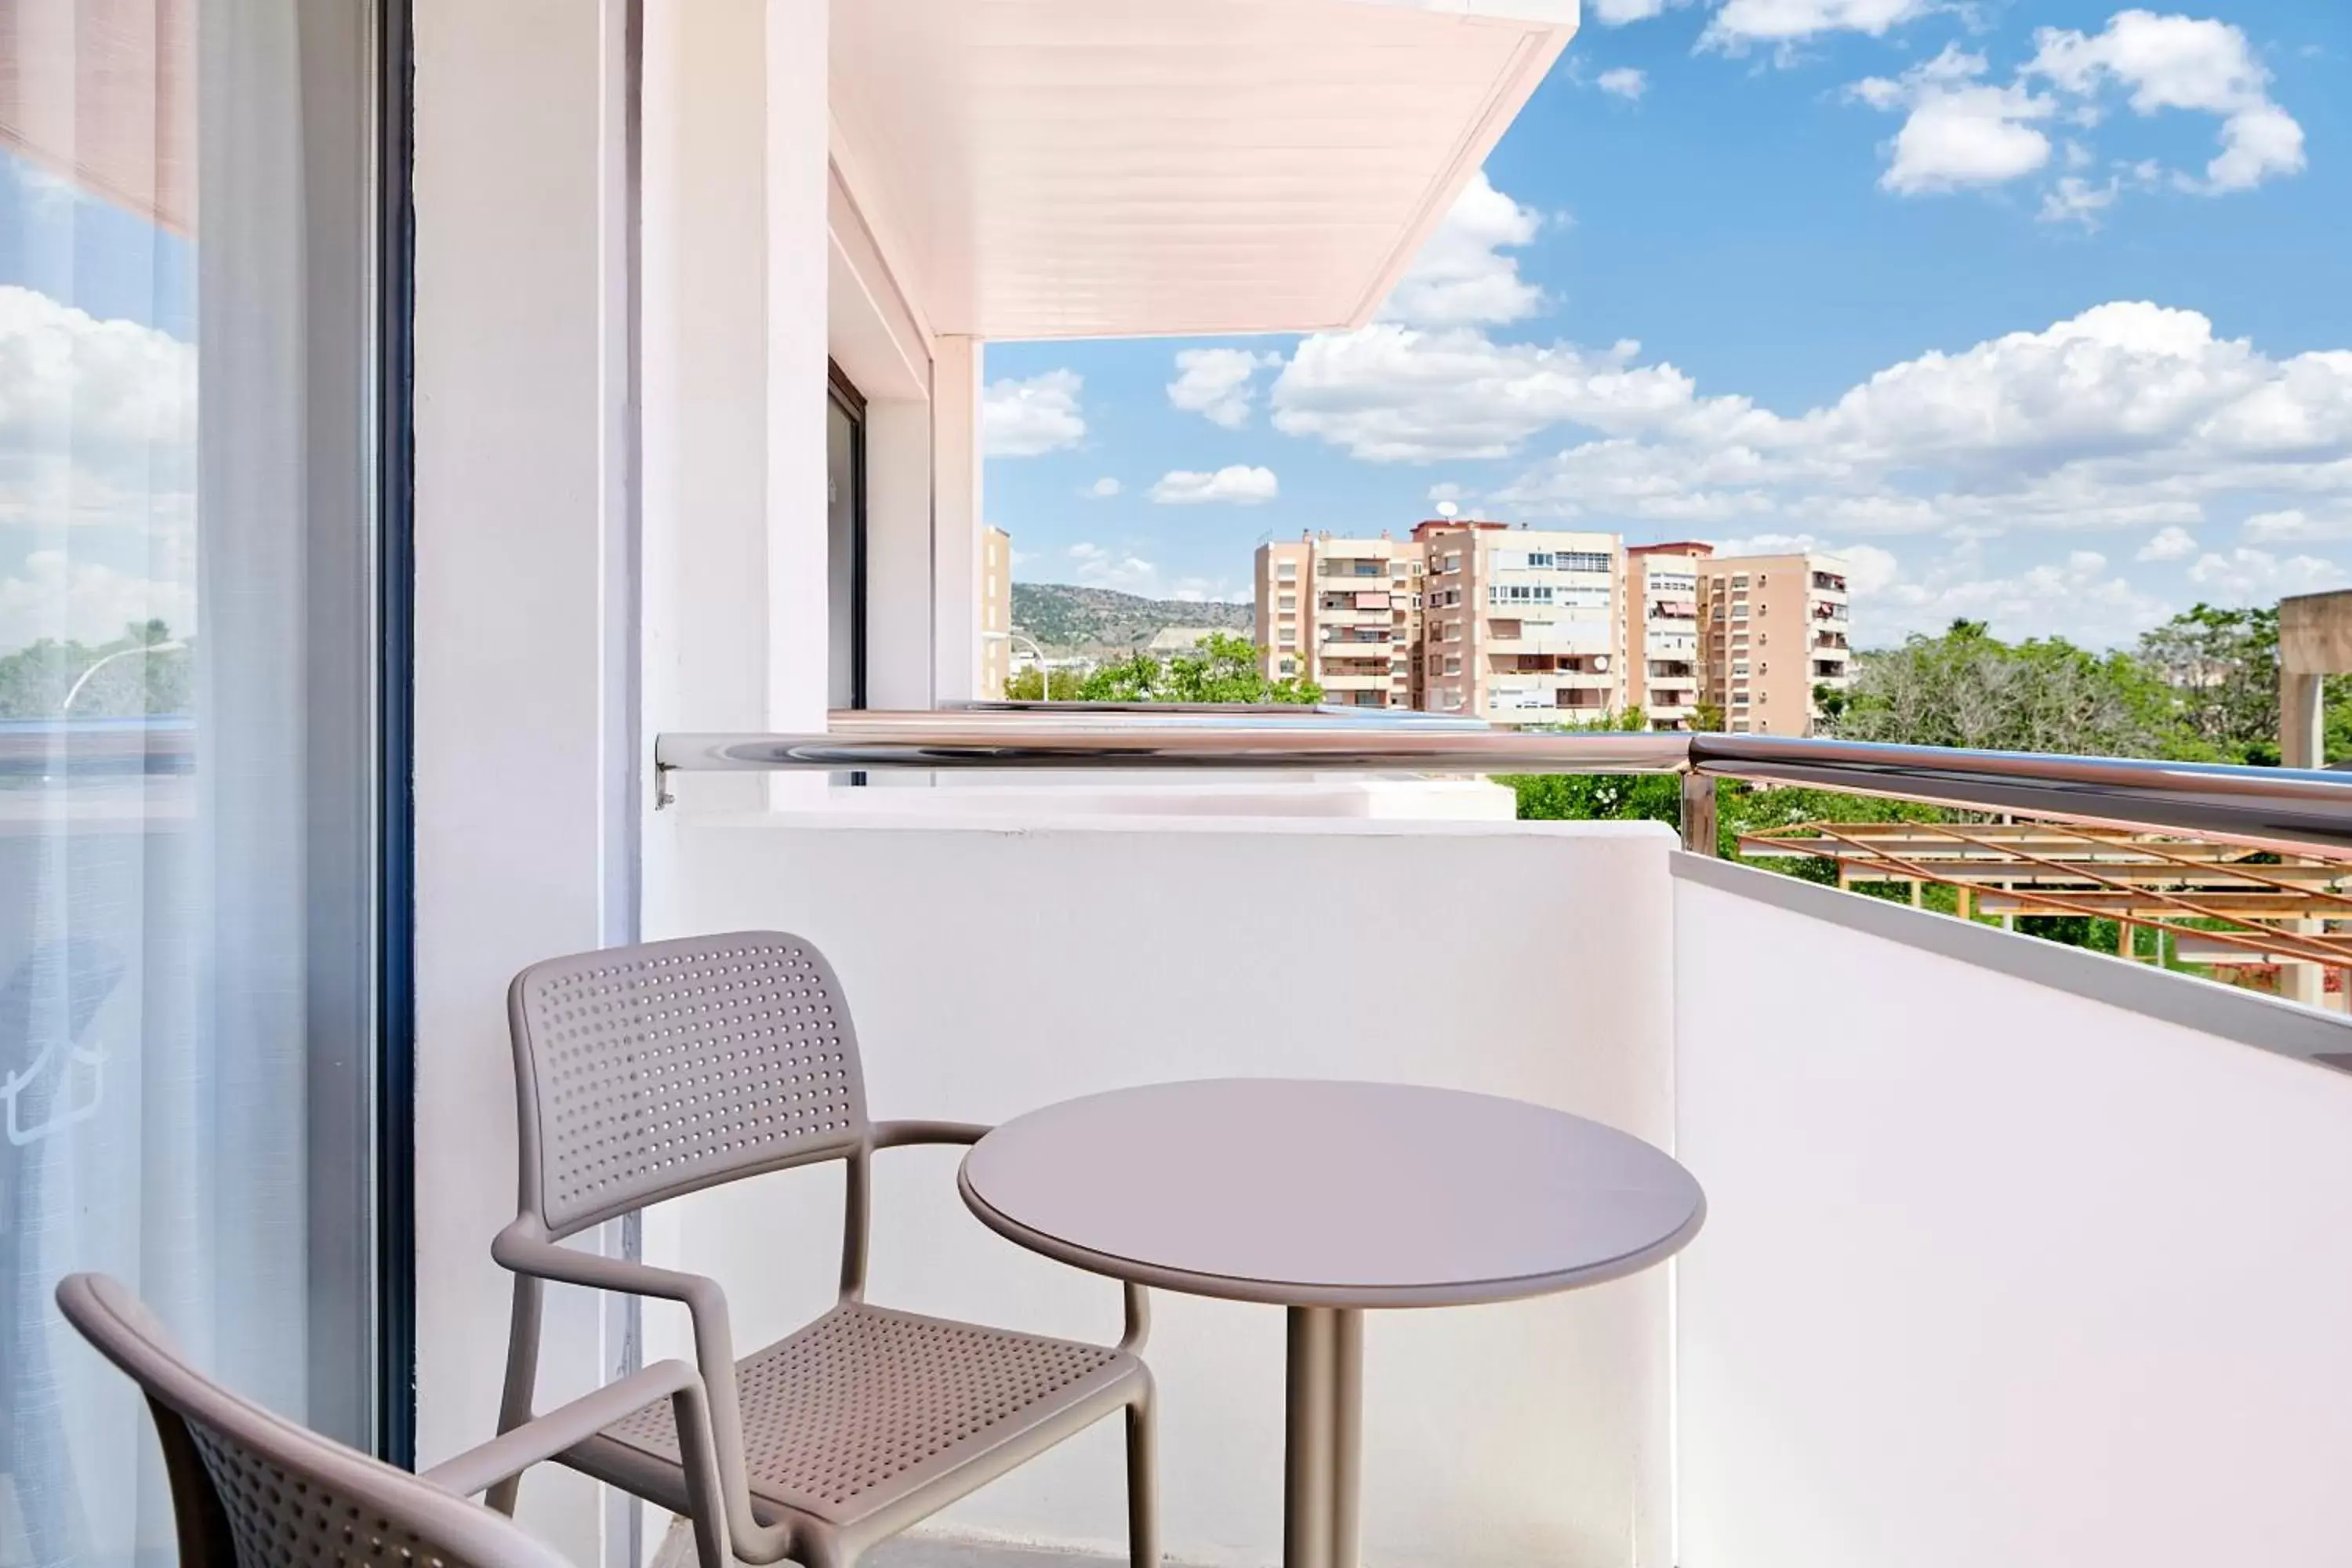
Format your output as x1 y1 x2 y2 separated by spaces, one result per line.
641 0 770 784
411 3 631 1562
932 336 982 702
765 0 830 739
2281 670 2325 771
864 401 938 709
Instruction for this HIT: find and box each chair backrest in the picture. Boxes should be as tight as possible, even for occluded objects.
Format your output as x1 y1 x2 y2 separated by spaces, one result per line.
55 1273 572 1568
508 931 870 1237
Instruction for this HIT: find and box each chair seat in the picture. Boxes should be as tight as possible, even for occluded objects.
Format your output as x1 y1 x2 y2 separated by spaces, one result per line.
569 1302 1143 1532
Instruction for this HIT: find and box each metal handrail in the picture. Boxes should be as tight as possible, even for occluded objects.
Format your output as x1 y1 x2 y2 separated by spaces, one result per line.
652 722 2352 857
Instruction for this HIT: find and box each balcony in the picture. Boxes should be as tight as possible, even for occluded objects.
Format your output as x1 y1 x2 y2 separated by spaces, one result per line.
640 724 2352 1568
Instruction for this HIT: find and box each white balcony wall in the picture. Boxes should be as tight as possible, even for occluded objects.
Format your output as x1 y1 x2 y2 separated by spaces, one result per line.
411 4 635 1564
648 815 1682 1568
1672 857 2352 1568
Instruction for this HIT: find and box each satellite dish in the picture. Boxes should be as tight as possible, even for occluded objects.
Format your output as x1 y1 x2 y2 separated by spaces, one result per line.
1592 655 1610 673
1434 500 1460 520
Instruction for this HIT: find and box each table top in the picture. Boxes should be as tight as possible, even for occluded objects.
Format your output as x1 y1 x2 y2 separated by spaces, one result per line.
958 1079 1705 1309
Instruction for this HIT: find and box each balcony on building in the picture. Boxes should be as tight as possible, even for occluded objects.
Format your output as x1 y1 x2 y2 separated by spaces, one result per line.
63 8 2329 1568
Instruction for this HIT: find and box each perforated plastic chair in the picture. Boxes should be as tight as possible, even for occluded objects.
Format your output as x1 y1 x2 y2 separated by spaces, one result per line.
489 931 1156 1568
55 1272 732 1568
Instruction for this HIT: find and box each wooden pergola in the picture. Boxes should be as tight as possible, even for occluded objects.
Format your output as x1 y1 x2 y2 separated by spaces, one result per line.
1735 819 2352 973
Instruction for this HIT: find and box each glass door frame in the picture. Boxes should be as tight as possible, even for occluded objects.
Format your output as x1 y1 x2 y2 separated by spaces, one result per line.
829 360 869 712
377 0 420 1467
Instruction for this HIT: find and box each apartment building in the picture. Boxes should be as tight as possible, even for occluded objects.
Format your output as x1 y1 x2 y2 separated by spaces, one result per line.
1627 543 1709 729
981 524 1012 698
1254 533 1425 708
1414 521 1628 727
1697 551 1853 734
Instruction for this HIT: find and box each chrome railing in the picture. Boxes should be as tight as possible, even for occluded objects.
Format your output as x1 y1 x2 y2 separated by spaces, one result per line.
653 714 2352 858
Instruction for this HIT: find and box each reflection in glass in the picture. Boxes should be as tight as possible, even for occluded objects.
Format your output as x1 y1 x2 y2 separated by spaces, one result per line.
0 4 380 1563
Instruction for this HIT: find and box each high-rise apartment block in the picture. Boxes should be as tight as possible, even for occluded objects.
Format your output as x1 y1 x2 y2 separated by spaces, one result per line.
1253 524 1853 731
1414 521 1626 725
1695 552 1851 734
1254 534 1425 709
1627 543 1708 729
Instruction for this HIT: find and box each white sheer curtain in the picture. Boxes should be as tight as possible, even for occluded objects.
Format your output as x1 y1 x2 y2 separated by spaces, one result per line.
0 4 375 1566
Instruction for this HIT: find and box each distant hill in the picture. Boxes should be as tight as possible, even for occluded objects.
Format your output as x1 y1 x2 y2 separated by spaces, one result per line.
1013 582 1253 655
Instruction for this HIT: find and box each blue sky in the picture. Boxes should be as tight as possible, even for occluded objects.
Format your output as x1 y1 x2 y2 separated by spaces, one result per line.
982 1 2352 650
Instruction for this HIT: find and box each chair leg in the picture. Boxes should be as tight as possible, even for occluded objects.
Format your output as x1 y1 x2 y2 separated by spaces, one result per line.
1127 1388 1160 1568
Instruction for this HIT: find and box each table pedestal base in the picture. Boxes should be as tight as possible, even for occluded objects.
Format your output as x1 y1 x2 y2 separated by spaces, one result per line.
1283 1306 1363 1568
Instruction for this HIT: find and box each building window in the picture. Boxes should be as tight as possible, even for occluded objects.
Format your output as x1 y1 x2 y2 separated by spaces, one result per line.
1446 655 1463 674
1278 562 1298 579
1443 554 1462 573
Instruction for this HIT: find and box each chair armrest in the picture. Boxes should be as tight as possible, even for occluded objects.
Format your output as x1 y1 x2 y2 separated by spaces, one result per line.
427 1359 733 1568
492 1224 723 1312
863 1120 1149 1352
868 1119 992 1150
423 1358 694 1496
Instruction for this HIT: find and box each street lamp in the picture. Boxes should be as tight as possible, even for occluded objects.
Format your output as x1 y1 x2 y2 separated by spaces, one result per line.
60 638 186 714
982 628 1052 702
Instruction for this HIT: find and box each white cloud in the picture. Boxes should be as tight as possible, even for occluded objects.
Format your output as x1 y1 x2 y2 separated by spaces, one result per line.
1084 477 1122 499
2136 524 2199 560
982 368 1085 457
1377 171 1546 330
0 284 198 541
1271 326 1695 462
1167 349 1282 429
1065 542 1243 603
2242 508 2352 543
1705 0 1936 52
2027 10 2304 191
0 548 195 651
1853 48 2056 194
2040 174 2122 225
1149 465 1280 506
1847 13 2307 212
1854 541 2175 645
2185 546 2348 601
1589 0 1685 21
1277 299 2352 568
1598 67 1649 101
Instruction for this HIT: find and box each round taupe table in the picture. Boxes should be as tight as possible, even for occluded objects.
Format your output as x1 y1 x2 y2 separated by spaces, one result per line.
958 1079 1706 1568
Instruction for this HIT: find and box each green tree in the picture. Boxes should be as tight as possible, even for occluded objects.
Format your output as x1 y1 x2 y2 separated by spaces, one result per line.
1076 632 1323 705
0 621 191 719
1000 666 1089 701
1832 618 2175 757
2135 603 2280 762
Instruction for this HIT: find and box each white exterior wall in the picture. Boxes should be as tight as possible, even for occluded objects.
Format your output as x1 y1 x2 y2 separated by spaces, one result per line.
655 815 1682 1568
1674 866 2352 1568
410 3 632 1562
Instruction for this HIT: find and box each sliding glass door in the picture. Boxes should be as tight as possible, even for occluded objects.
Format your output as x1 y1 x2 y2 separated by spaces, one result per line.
0 2 394 1562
